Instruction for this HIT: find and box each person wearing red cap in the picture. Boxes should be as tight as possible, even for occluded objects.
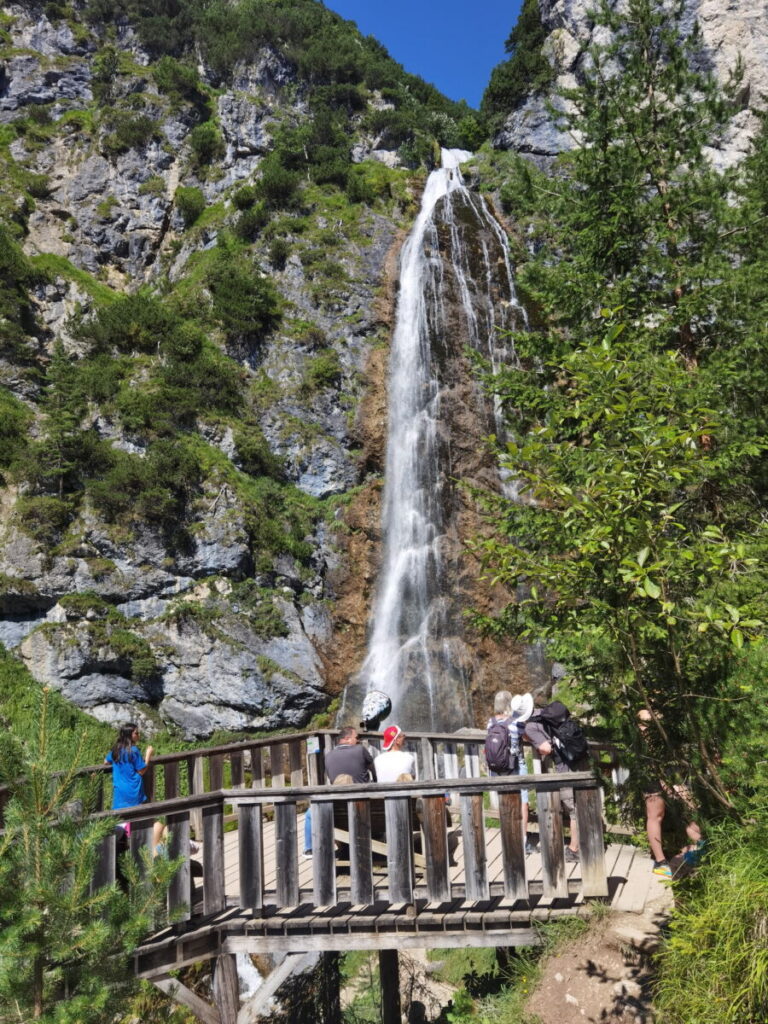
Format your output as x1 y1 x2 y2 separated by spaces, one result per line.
374 725 416 783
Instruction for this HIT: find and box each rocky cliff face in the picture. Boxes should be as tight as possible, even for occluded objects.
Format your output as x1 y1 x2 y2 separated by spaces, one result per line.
495 0 768 167
0 2 416 737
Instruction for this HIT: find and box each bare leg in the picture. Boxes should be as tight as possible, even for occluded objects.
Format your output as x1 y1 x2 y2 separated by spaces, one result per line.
645 793 666 862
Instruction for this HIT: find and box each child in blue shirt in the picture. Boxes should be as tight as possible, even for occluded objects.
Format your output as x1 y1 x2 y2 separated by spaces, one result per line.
105 722 154 815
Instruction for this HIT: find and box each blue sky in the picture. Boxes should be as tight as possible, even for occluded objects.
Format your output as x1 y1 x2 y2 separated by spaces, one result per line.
324 0 522 109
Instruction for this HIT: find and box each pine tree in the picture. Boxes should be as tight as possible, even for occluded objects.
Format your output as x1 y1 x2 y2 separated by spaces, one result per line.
473 0 768 815
0 690 178 1022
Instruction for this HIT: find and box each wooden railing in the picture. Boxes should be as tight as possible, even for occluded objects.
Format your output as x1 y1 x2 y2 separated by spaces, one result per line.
0 728 628 832
92 772 607 918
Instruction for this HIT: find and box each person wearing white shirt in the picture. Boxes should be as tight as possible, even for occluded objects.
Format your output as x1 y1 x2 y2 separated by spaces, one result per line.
374 725 416 782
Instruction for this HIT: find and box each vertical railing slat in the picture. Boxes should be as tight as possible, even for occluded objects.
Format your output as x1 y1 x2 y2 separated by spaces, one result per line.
460 794 488 900
249 746 263 789
538 788 568 898
230 751 245 789
575 787 608 897
288 739 303 788
349 799 374 905
202 800 226 915
421 795 450 902
167 810 191 920
239 803 264 914
498 790 527 902
275 801 299 907
312 799 336 907
385 797 414 904
271 744 286 789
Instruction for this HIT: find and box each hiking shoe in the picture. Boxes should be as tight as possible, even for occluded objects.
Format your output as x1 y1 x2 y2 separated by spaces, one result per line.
564 847 580 863
525 840 536 856
652 860 672 879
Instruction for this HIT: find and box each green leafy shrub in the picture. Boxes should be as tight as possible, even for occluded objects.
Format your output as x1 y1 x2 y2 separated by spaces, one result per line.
655 818 768 1023
153 55 209 115
0 223 38 356
58 590 112 619
74 292 184 355
175 185 205 227
232 423 283 479
88 439 201 530
257 154 300 209
16 496 74 546
138 175 165 196
188 120 225 169
101 110 158 156
207 249 281 342
233 202 268 241
301 349 343 393
231 581 289 638
0 388 31 474
232 185 258 210
268 236 290 269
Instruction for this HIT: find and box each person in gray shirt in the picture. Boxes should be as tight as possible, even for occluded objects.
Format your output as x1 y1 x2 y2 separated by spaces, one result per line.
325 726 376 784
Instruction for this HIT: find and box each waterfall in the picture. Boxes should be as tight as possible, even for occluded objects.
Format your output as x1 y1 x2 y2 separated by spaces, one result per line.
344 150 526 732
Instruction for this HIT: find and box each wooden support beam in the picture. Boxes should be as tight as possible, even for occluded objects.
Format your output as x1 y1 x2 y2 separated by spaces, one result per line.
575 787 609 897
153 973 221 1024
213 953 240 1024
379 949 400 1024
167 810 191 921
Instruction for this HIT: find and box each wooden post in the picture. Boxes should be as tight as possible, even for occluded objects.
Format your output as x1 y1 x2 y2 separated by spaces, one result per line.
249 745 263 789
420 737 435 780
129 817 154 875
275 801 299 907
213 953 240 1024
209 753 224 792
230 751 245 789
188 755 204 840
164 760 180 800
498 790 528 903
288 739 303 787
91 829 116 895
460 793 489 900
379 949 401 1024
384 797 414 904
538 789 568 899
239 803 264 915
271 743 286 788
421 795 450 902
575 787 608 897
349 799 374 905
167 810 192 921
312 799 336 907
202 800 226 915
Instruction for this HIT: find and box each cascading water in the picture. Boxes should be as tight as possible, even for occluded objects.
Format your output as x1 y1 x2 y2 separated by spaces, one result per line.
342 149 528 732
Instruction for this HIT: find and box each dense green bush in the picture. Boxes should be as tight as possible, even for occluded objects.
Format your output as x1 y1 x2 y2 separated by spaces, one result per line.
74 292 182 355
268 236 290 269
0 222 38 356
0 387 31 475
301 349 342 393
232 423 284 479
175 185 205 226
207 249 281 342
257 154 301 209
16 495 74 546
153 54 209 115
101 110 158 156
233 202 268 241
232 184 258 210
188 120 225 168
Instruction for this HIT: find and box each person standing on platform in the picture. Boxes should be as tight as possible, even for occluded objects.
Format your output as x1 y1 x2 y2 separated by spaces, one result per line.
105 722 153 834
305 726 376 856
486 691 534 854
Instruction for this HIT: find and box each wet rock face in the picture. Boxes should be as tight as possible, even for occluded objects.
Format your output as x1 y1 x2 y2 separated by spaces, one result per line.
496 0 768 167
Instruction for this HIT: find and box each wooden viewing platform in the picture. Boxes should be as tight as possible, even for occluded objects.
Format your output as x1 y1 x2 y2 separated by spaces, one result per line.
17 729 657 1023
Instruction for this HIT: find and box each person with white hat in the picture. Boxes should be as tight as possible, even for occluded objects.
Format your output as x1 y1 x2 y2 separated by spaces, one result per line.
486 691 534 854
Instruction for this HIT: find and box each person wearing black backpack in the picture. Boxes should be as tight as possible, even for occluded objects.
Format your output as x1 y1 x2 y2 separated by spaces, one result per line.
524 700 590 863
485 690 535 854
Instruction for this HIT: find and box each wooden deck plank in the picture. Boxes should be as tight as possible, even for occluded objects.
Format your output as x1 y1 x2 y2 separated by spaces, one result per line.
615 849 654 914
